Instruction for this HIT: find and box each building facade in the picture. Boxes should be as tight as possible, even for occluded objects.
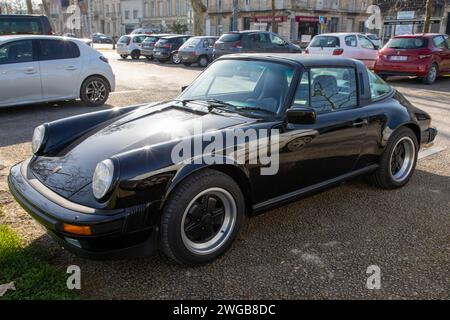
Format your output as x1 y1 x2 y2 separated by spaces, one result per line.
206 0 372 42
91 0 122 37
141 0 192 33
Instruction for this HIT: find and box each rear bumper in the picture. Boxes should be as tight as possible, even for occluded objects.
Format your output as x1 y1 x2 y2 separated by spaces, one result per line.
141 48 154 56
153 50 171 60
374 60 430 77
8 160 158 259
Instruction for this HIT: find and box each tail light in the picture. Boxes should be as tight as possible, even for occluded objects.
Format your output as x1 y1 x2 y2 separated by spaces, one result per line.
418 54 431 59
126 37 131 45
332 48 344 55
304 48 309 54
214 42 220 49
232 40 243 49
162 43 172 49
99 56 109 63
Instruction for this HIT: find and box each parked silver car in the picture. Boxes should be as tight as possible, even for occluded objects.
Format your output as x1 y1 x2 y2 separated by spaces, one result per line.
178 36 218 67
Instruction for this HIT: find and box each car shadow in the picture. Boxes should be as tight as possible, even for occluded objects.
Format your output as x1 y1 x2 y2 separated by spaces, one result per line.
24 168 450 299
0 101 113 148
387 75 450 93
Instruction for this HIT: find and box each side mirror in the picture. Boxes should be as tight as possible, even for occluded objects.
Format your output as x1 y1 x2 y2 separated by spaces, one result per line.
181 85 188 92
286 108 316 125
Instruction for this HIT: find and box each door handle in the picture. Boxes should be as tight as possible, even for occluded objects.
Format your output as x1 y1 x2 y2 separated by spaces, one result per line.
352 119 368 127
66 66 77 71
23 67 36 74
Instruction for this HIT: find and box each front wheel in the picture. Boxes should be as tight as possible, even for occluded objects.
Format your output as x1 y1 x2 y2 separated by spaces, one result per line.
80 76 110 107
120 54 128 59
198 55 209 68
160 169 245 265
369 127 418 189
131 50 141 60
171 52 181 64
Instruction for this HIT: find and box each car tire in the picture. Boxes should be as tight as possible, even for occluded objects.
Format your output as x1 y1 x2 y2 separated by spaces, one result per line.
161 169 245 265
171 53 181 64
80 76 110 107
120 54 128 59
145 55 154 61
183 62 192 67
198 55 209 68
131 50 140 60
422 63 438 85
369 127 418 189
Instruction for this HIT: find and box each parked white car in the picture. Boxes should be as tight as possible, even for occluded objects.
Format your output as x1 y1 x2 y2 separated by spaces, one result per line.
116 34 148 59
305 33 379 69
0 35 115 108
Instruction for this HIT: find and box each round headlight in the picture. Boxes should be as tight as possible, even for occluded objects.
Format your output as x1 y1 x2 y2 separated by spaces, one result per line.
92 159 115 200
31 125 46 154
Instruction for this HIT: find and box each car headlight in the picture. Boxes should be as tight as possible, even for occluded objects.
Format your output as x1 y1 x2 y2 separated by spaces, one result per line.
92 159 115 200
31 125 46 154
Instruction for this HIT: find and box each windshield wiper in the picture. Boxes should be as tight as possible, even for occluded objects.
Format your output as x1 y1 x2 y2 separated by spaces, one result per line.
235 106 277 115
174 99 234 113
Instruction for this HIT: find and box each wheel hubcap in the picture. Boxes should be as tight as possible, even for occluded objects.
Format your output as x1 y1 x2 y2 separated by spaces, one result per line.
390 137 415 182
173 54 180 63
429 67 437 81
86 81 106 103
181 188 236 255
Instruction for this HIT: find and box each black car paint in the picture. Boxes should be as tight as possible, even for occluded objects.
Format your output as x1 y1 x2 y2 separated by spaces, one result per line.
8 55 435 258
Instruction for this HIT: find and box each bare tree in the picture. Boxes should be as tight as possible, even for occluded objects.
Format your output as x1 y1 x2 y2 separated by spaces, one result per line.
271 0 278 33
190 0 207 36
423 0 433 32
26 0 33 13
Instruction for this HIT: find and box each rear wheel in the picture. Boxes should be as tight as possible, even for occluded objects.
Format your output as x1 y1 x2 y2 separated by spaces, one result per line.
198 55 209 68
120 54 128 59
131 50 140 60
161 169 245 265
422 63 438 84
369 127 418 189
80 76 110 107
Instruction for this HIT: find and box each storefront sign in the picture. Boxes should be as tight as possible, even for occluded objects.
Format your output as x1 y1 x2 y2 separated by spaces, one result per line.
295 16 327 23
253 16 287 23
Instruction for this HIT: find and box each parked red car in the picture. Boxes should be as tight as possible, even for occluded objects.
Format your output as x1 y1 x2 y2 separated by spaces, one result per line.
374 33 450 84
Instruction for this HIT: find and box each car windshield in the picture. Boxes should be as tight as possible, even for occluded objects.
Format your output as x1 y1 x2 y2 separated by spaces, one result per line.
387 37 428 49
177 59 295 117
310 36 340 47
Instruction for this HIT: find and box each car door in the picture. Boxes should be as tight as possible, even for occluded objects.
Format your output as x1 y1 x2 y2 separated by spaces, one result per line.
0 39 42 107
432 35 450 72
256 32 273 52
444 35 450 72
356 35 378 69
269 33 290 53
37 39 82 100
253 67 368 202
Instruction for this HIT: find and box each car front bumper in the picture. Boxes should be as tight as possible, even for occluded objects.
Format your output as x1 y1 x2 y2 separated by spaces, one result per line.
8 160 158 259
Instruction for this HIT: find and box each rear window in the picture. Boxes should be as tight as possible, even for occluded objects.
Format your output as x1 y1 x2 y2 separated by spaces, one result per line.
218 33 242 42
387 37 428 49
0 17 42 35
118 36 130 43
143 36 158 43
310 36 340 47
183 38 201 47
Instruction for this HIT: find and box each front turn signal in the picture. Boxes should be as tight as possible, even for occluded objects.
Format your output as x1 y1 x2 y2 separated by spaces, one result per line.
63 223 92 236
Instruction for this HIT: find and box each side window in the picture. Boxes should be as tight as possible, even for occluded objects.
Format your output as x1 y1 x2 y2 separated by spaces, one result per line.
432 36 446 49
358 35 375 49
38 40 80 60
292 72 310 108
259 33 269 44
0 40 33 64
345 35 357 47
368 71 392 100
203 40 209 48
445 36 450 48
270 33 284 45
309 67 358 113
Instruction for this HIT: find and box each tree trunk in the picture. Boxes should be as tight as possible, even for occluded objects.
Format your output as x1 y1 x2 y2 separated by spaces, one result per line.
26 0 33 14
271 0 278 33
423 0 433 33
190 0 207 36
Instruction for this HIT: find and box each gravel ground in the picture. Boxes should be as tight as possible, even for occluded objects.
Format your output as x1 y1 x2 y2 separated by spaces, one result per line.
0 50 449 299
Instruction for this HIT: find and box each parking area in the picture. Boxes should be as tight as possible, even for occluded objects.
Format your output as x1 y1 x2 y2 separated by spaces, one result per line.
0 48 449 299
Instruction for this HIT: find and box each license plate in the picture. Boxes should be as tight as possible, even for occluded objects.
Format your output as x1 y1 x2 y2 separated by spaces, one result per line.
390 56 407 61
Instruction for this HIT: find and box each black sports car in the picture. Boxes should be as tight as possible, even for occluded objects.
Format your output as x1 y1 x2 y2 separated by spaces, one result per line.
9 54 437 265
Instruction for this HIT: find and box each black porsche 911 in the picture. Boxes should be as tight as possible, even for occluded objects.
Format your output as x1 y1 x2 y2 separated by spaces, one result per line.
9 54 437 265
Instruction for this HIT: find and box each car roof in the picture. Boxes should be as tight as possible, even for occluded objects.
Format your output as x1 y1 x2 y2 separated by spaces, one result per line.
0 34 90 44
219 53 362 68
161 35 190 39
0 14 46 18
189 36 218 39
393 33 443 38
315 32 365 37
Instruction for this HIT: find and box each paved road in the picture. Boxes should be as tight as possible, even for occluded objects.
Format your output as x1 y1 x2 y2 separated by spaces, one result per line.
0 51 449 299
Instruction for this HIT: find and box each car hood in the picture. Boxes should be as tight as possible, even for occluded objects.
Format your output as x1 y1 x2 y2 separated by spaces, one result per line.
29 102 256 198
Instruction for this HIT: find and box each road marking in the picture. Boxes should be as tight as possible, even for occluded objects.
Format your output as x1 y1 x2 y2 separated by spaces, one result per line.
110 90 142 95
418 146 447 160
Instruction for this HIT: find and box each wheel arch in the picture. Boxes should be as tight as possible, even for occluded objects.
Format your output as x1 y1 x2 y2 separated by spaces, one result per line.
402 122 421 146
163 163 253 215
80 74 111 94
